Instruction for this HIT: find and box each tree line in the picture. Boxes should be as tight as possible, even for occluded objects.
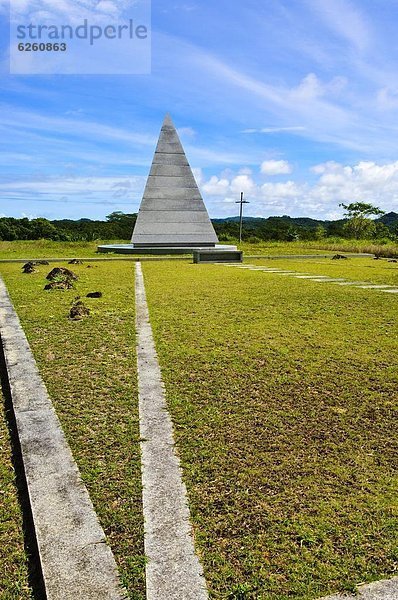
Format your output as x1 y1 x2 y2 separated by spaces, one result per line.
0 204 397 243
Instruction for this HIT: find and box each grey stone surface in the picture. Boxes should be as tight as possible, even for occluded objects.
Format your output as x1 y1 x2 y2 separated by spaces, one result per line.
137 210 214 223
193 250 242 263
135 263 208 600
149 164 193 177
321 576 398 599
144 175 199 188
355 284 393 289
152 152 190 166
140 187 203 202
97 244 236 255
135 223 217 235
132 114 218 247
0 276 125 600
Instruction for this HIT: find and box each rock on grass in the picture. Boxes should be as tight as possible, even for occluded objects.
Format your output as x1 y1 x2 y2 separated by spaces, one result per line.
69 299 90 320
46 267 78 281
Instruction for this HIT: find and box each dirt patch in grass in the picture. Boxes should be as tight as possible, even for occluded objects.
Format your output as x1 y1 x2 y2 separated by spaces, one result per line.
0 262 145 599
143 261 398 599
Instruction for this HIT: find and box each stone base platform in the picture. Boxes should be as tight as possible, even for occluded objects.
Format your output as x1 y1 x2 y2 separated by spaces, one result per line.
97 244 237 255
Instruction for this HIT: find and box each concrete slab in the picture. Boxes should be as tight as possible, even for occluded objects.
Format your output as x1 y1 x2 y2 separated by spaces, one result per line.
144 175 198 189
135 263 208 600
149 164 196 177
137 211 213 224
152 153 190 166
321 576 398 599
0 276 125 600
334 281 367 286
294 275 332 279
356 284 393 289
307 278 346 282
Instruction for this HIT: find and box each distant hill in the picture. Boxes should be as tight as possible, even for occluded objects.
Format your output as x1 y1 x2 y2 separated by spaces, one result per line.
378 211 398 227
213 212 398 228
212 215 331 228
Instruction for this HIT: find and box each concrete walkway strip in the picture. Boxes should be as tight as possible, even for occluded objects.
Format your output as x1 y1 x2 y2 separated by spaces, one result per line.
0 276 125 599
135 263 208 600
321 576 398 599
222 264 398 296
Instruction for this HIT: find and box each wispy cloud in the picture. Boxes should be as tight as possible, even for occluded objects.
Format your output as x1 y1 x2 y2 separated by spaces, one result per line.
242 126 306 134
306 0 371 53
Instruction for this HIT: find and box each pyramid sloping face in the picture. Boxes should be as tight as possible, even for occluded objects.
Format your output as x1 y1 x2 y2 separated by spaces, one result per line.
132 114 219 247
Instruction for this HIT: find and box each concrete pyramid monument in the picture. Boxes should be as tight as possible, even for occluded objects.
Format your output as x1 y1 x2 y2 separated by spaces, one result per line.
131 114 219 248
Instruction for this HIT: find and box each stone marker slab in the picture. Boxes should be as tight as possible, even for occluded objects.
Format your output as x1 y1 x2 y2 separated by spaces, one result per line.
0 276 125 600
357 284 393 289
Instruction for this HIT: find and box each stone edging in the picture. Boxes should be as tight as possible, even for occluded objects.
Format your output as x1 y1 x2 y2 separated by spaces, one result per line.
0 275 126 600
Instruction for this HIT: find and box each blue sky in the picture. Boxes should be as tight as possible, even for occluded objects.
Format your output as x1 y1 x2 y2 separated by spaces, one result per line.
2 0 398 220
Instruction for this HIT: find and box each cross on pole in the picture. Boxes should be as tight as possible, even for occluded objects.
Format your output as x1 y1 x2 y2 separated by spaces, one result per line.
235 191 250 243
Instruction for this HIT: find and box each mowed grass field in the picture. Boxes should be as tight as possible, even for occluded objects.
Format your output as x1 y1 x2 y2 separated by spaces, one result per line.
142 258 398 599
0 261 145 599
0 255 397 599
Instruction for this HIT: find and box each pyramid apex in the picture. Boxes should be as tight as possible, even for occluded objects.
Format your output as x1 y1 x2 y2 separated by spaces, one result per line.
162 113 175 128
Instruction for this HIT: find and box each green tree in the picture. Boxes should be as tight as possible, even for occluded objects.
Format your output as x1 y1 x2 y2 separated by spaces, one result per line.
339 202 385 239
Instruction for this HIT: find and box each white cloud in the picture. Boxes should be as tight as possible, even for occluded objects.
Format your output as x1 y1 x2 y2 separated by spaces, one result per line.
230 174 256 194
261 160 292 175
202 175 230 196
306 0 371 52
201 160 398 218
0 175 146 206
242 126 306 134
177 126 196 138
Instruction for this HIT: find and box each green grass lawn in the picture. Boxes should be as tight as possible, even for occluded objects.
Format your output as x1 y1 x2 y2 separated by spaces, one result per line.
0 389 32 599
142 259 398 599
239 239 398 257
0 261 145 599
0 239 127 259
1 256 397 599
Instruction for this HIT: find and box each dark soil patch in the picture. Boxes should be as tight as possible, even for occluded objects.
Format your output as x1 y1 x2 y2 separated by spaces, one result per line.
69 300 90 320
22 262 36 274
86 291 102 298
68 259 83 265
46 267 78 281
44 280 73 291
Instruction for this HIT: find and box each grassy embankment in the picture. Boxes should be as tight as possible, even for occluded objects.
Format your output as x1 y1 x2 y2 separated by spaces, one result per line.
142 258 398 599
0 261 145 599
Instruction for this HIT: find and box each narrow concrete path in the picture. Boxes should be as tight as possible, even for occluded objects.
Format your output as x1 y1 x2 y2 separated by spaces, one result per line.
135 263 208 600
0 276 125 599
218 264 398 294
